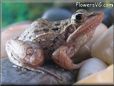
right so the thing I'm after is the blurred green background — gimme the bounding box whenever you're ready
[1,1,114,29]
[2,3,54,28]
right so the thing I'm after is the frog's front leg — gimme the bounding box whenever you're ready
[52,31,94,70]
[52,45,85,70]
[52,12,104,70]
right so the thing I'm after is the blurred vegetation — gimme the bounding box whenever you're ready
[1,1,113,28]
[2,3,53,28]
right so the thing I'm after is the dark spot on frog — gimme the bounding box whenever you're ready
[11,52,14,57]
[42,21,49,26]
[64,25,75,40]
[34,30,39,33]
[52,35,65,50]
[43,28,49,32]
[52,27,59,31]
[52,36,59,44]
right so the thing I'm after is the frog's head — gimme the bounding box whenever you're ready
[67,9,104,43]
[6,39,44,68]
[71,9,104,25]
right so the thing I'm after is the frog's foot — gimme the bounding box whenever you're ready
[52,45,85,70]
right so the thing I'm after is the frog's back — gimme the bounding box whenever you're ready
[18,18,74,55]
[18,19,51,41]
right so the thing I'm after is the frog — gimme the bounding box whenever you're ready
[6,9,104,72]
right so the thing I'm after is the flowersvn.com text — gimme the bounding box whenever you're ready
[76,2,113,8]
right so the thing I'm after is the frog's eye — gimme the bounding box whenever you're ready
[71,13,84,23]
[75,13,83,21]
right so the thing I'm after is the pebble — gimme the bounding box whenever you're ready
[77,57,107,81]
[91,25,113,65]
[1,58,77,85]
[42,8,72,21]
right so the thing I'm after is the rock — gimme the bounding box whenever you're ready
[86,23,108,49]
[75,65,113,84]
[91,25,113,65]
[77,57,107,81]
[1,58,76,85]
[42,8,72,21]
[102,8,114,27]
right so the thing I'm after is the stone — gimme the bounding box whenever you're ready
[77,57,107,81]
[42,8,72,21]
[1,58,77,85]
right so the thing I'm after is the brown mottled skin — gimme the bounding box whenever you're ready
[6,9,104,78]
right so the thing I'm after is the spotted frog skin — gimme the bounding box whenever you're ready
[17,10,86,57]
[6,9,104,71]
